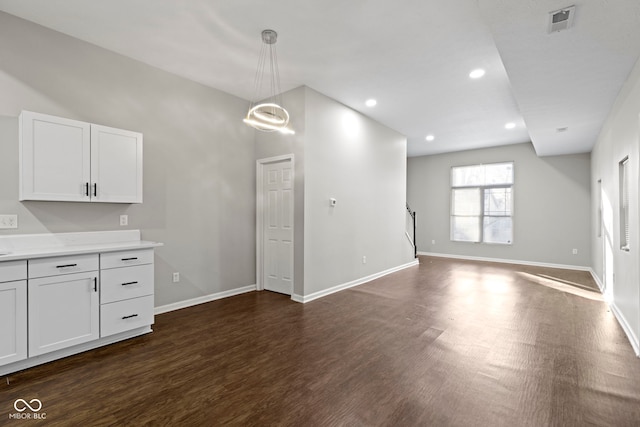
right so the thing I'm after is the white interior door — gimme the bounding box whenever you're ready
[261,159,294,295]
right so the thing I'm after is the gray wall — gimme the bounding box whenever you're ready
[256,86,414,298]
[407,142,591,267]
[0,12,256,308]
[303,88,414,296]
[591,53,640,350]
[0,11,413,307]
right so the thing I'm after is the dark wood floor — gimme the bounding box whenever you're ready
[2,256,640,426]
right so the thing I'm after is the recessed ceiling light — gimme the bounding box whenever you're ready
[469,69,485,79]
[505,122,516,129]
[425,134,435,142]
[365,99,377,107]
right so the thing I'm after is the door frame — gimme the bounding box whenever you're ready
[256,154,295,294]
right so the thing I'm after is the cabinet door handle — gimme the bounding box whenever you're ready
[121,281,138,286]
[85,182,89,196]
[56,264,78,268]
[121,257,138,261]
[122,314,139,320]
[93,183,97,197]
[93,277,98,292]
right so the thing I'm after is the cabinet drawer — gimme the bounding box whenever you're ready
[101,264,154,304]
[101,295,154,337]
[101,249,153,270]
[0,260,27,283]
[29,254,99,279]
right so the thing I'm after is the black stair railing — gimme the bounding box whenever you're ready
[406,203,417,259]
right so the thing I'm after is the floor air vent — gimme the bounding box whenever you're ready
[548,5,575,33]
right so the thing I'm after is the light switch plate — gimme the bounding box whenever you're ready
[0,214,18,229]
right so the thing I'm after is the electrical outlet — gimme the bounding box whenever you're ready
[0,214,18,229]
[172,272,180,283]
[572,248,578,255]
[432,240,436,245]
[120,215,128,226]
[362,256,367,264]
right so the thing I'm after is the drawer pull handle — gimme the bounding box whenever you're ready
[56,264,78,268]
[93,183,97,197]
[121,257,138,261]
[122,314,139,320]
[93,277,98,292]
[85,182,89,196]
[121,281,138,286]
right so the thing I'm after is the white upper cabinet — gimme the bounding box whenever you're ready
[19,111,91,202]
[91,124,143,203]
[19,111,143,203]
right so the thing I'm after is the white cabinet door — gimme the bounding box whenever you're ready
[19,111,91,202]
[28,271,99,357]
[91,124,143,203]
[0,280,27,367]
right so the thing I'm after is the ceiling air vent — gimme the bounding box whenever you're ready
[548,5,575,33]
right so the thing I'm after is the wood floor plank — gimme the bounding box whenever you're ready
[2,256,640,426]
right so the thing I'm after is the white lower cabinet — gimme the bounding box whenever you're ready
[0,272,28,367]
[28,271,100,357]
[100,249,155,338]
[0,231,160,375]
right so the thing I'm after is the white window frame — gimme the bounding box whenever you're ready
[450,162,514,245]
[619,156,630,251]
[597,179,602,238]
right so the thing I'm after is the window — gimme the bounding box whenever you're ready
[451,162,513,244]
[597,179,602,238]
[619,157,630,251]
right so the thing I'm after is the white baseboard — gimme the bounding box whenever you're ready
[418,251,591,271]
[589,268,605,293]
[291,293,305,303]
[293,259,420,304]
[609,302,640,357]
[154,285,257,315]
[588,270,639,357]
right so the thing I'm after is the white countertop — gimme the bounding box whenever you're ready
[0,230,163,262]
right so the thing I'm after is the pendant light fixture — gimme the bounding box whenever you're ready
[243,29,294,135]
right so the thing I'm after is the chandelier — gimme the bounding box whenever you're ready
[243,29,294,134]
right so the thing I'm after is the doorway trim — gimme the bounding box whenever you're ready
[256,154,295,295]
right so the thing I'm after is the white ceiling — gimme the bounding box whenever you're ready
[0,0,639,157]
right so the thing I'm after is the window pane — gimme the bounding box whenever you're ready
[483,217,512,244]
[452,188,481,215]
[452,216,481,242]
[484,187,512,216]
[452,165,483,187]
[484,162,514,185]
[452,162,513,187]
